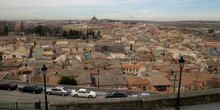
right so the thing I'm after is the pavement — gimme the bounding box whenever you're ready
[158,102,220,110]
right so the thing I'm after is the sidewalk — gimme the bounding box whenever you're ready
[158,102,220,110]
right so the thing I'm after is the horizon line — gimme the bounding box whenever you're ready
[0,19,220,22]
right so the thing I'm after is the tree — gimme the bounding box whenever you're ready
[98,31,100,36]
[3,26,8,36]
[34,26,44,36]
[130,44,133,51]
[102,45,108,52]
[58,77,77,85]
[62,31,68,38]
[20,20,24,32]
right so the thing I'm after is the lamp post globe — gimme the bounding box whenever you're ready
[179,57,185,68]
[41,65,47,75]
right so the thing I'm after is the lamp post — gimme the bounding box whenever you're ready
[41,65,48,110]
[97,69,100,88]
[25,64,28,82]
[175,57,185,110]
[173,73,176,93]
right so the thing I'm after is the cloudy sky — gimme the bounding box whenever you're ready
[0,0,220,21]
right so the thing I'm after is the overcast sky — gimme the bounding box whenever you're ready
[0,0,220,21]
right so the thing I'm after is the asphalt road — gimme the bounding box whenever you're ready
[0,85,109,103]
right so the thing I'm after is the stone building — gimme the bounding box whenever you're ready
[63,24,88,34]
[1,61,23,72]
[88,15,99,25]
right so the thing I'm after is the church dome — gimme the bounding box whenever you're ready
[91,16,98,20]
[88,15,99,25]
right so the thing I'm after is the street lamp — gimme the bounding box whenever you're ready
[25,63,28,82]
[97,69,100,88]
[41,65,48,110]
[173,73,176,93]
[175,57,185,110]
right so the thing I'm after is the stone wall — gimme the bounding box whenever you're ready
[50,88,220,110]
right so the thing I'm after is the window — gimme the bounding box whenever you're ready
[12,55,16,58]
[156,86,166,91]
[79,91,86,93]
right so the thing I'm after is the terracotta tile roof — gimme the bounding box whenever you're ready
[204,40,220,43]
[127,76,149,85]
[95,74,127,86]
[0,73,8,79]
[181,74,195,85]
[121,64,145,69]
[182,72,212,85]
[75,71,91,84]
[146,76,172,86]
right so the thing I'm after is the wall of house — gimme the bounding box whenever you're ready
[184,84,195,91]
[33,48,43,59]
[0,44,14,52]
[130,84,150,91]
[2,65,22,72]
[100,84,127,89]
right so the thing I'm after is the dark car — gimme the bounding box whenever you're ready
[0,82,17,90]
[105,91,128,98]
[19,84,43,94]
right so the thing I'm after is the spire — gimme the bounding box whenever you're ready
[91,14,97,20]
[20,20,24,32]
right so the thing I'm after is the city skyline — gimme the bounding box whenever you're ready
[0,0,220,21]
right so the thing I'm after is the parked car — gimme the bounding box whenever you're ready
[71,88,96,98]
[0,82,17,90]
[19,84,43,94]
[105,91,128,98]
[46,86,70,96]
[132,93,150,97]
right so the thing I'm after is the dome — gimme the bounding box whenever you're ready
[91,15,98,20]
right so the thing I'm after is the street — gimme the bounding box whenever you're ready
[0,85,108,103]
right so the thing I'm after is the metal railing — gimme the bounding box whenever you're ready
[0,100,49,110]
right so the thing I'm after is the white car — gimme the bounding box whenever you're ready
[71,89,96,98]
[132,93,150,97]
